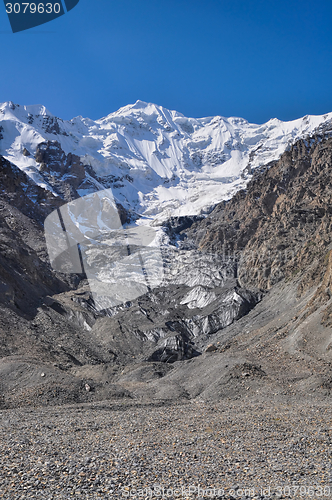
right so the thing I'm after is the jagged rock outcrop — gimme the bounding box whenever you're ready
[35,141,88,201]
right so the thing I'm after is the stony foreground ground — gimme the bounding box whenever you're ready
[0,397,331,499]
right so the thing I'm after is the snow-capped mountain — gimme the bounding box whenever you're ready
[1,99,332,222]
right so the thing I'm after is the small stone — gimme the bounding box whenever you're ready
[205,344,218,353]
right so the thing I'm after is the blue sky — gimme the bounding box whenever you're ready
[1,0,332,123]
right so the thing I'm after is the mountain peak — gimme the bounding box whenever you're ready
[132,99,151,109]
[0,101,53,118]
[99,100,170,123]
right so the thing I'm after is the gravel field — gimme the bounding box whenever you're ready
[0,397,331,499]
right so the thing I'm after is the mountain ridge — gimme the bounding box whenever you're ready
[2,100,332,221]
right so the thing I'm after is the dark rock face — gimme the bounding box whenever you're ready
[35,141,86,201]
[22,148,31,157]
[162,215,204,246]
[0,155,63,222]
[185,137,332,294]
[41,115,68,136]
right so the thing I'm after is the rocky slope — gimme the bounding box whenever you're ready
[186,135,332,294]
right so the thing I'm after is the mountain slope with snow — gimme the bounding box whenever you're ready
[1,99,332,221]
